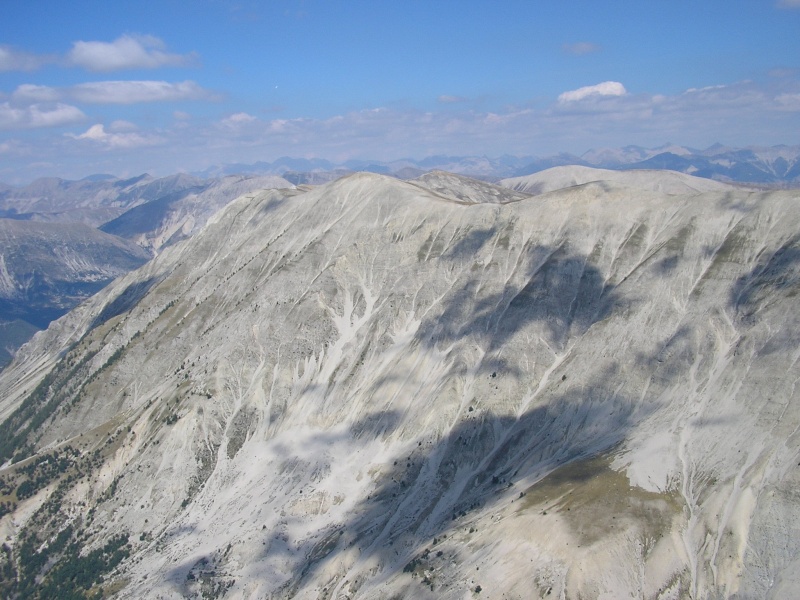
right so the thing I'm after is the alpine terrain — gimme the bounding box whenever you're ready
[0,169,799,599]
[0,174,293,367]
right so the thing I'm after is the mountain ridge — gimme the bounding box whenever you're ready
[500,165,740,196]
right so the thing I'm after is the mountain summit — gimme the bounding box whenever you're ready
[1,172,799,598]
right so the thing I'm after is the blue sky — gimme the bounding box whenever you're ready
[1,0,799,183]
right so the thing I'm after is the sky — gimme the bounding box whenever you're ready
[1,0,799,183]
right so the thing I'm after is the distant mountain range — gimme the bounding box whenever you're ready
[189,144,800,185]
[0,172,204,227]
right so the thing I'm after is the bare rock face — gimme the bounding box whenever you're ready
[1,172,799,599]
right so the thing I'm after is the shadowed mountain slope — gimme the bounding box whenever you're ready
[99,174,293,252]
[0,172,799,599]
[0,173,205,226]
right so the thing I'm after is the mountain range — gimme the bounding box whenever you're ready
[190,144,800,186]
[1,169,798,598]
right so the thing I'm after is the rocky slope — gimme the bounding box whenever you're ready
[0,172,799,599]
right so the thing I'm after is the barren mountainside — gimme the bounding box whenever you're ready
[500,166,738,196]
[0,172,799,599]
[0,219,151,367]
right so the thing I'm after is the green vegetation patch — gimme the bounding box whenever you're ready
[518,454,680,546]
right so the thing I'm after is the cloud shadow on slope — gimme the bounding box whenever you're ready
[729,235,800,313]
[277,367,654,598]
[159,244,650,597]
[160,377,650,598]
[442,227,496,261]
[727,235,800,357]
[417,244,620,373]
[360,243,621,395]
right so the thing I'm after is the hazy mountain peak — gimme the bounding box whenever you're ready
[501,164,736,196]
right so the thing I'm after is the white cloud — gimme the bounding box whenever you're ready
[777,0,800,7]
[0,102,85,130]
[69,80,213,104]
[12,84,60,103]
[558,81,627,103]
[67,34,196,72]
[562,42,601,56]
[220,112,258,127]
[1,35,195,74]
[684,84,727,94]
[68,123,164,149]
[72,124,107,141]
[0,46,50,71]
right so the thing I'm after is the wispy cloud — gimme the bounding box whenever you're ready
[69,80,214,104]
[12,84,61,103]
[558,81,627,103]
[220,112,259,127]
[9,81,215,107]
[562,42,601,56]
[0,102,85,130]
[768,68,797,78]
[777,0,800,8]
[0,46,52,72]
[67,34,197,72]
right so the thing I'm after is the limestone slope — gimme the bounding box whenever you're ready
[100,174,293,252]
[0,173,799,599]
[501,165,737,196]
